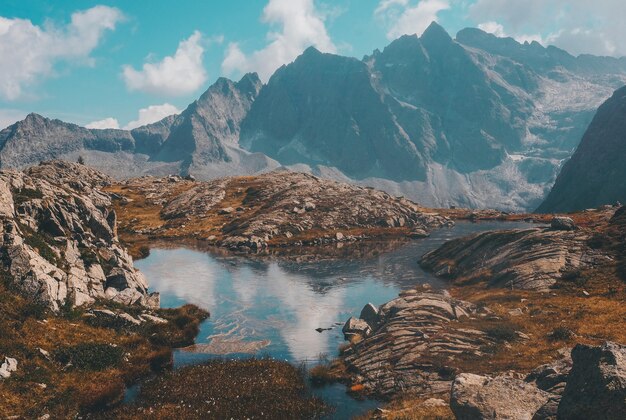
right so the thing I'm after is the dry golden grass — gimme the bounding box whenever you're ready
[354,396,454,420]
[0,274,208,419]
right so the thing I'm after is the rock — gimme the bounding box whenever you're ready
[408,228,430,238]
[342,317,371,341]
[0,357,18,379]
[557,341,626,419]
[359,303,380,329]
[421,227,598,291]
[341,289,495,397]
[451,373,551,420]
[550,217,577,231]
[184,174,196,181]
[123,171,452,253]
[0,162,154,312]
[140,313,168,324]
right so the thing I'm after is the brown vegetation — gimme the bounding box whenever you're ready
[108,358,330,419]
[0,273,208,419]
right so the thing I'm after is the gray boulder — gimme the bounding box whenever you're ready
[359,303,380,329]
[342,317,371,341]
[451,373,551,420]
[557,341,626,419]
[550,217,577,231]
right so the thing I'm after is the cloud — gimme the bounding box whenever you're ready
[85,117,120,129]
[122,31,207,96]
[375,0,450,40]
[469,0,626,56]
[221,0,337,81]
[477,21,544,45]
[123,103,180,130]
[0,6,123,101]
[0,109,28,130]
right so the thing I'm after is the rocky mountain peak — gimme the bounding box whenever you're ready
[236,72,263,98]
[420,21,453,47]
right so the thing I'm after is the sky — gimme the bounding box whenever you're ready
[1,0,625,130]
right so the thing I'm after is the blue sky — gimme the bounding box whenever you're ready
[1,0,624,129]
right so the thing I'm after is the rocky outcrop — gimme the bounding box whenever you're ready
[420,227,598,291]
[114,171,452,252]
[340,288,494,397]
[557,341,626,419]
[538,86,626,213]
[0,161,157,311]
[450,373,551,420]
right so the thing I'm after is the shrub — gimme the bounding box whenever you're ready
[548,327,574,341]
[13,188,43,205]
[53,343,124,371]
[485,325,518,343]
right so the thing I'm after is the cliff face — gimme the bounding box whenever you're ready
[0,161,158,311]
[538,86,626,213]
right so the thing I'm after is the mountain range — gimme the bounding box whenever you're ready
[2,22,625,211]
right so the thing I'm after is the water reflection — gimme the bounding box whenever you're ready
[135,221,535,362]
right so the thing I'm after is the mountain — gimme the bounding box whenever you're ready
[2,23,626,211]
[537,86,626,213]
[240,22,626,210]
[0,73,279,178]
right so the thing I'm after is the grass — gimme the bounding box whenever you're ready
[0,273,209,419]
[109,358,330,419]
[53,343,124,371]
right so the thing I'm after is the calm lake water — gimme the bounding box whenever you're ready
[134,221,535,419]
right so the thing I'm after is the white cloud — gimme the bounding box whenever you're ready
[85,117,120,129]
[123,103,180,130]
[0,6,123,100]
[470,0,626,56]
[221,0,337,81]
[375,0,450,40]
[477,21,544,45]
[122,31,207,96]
[478,21,506,38]
[0,109,28,130]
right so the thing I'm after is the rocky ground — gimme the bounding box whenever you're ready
[107,170,452,255]
[0,161,324,419]
[328,207,626,419]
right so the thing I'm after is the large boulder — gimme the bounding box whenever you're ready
[550,217,577,231]
[557,342,626,419]
[359,303,380,329]
[451,373,551,420]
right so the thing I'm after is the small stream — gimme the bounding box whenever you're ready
[133,221,536,419]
